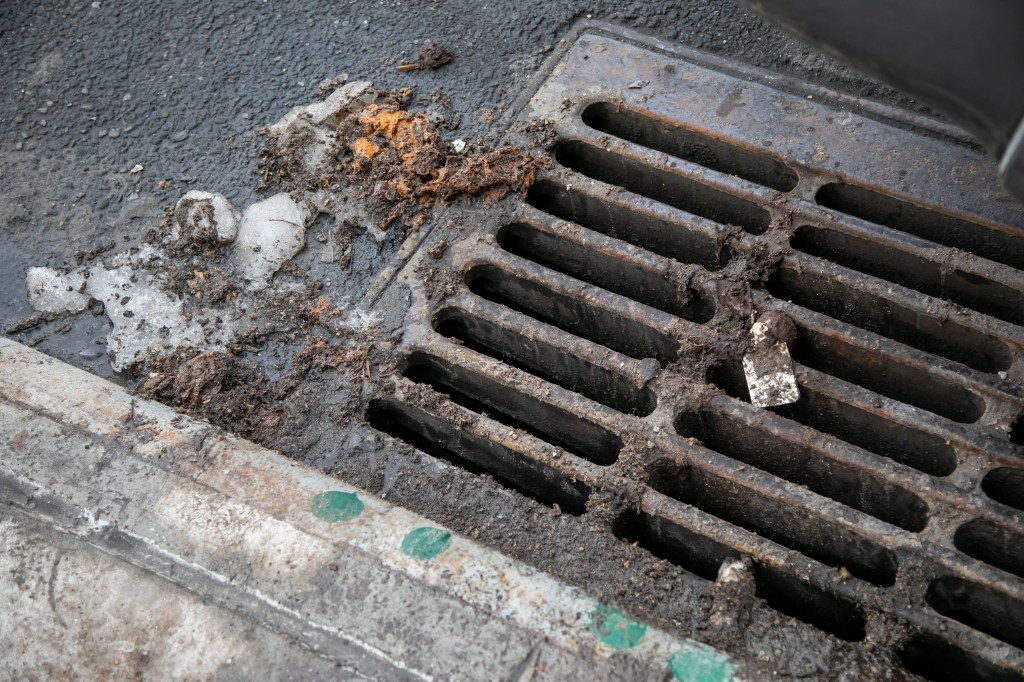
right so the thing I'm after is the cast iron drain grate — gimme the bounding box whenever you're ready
[371,27,1024,680]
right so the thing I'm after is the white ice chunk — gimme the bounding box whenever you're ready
[25,267,89,313]
[172,191,239,244]
[267,80,373,132]
[86,265,213,371]
[233,193,312,289]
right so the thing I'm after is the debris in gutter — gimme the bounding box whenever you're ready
[742,310,800,408]
[396,40,454,72]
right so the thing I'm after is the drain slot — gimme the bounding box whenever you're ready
[816,182,1024,270]
[788,324,986,423]
[926,576,1024,651]
[899,634,1022,682]
[613,510,867,640]
[771,385,957,477]
[708,362,958,477]
[434,306,656,416]
[581,102,799,192]
[954,518,1024,581]
[791,226,1024,327]
[649,458,900,585]
[769,263,1014,373]
[465,263,679,364]
[497,222,715,323]
[554,140,771,234]
[982,468,1024,512]
[403,352,621,465]
[367,398,590,514]
[526,178,723,269]
[674,409,928,532]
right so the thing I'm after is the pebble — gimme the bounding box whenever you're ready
[130,164,144,173]
[171,130,189,142]
[79,349,103,359]
[452,139,466,153]
[108,128,120,138]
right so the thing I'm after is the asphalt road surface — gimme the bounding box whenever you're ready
[0,0,918,378]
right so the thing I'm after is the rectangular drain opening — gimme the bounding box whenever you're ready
[497,221,716,323]
[787,324,986,423]
[581,102,799,192]
[526,178,724,269]
[613,510,867,641]
[554,140,771,234]
[982,467,1024,512]
[402,351,622,466]
[768,264,1014,373]
[707,362,958,477]
[648,458,901,585]
[791,225,1024,327]
[465,262,680,364]
[899,633,1022,682]
[816,182,1024,270]
[926,576,1024,652]
[954,518,1024,581]
[434,306,657,416]
[673,409,929,532]
[367,398,590,515]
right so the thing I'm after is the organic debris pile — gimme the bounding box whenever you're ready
[259,83,544,229]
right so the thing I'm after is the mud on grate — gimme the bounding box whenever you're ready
[368,26,1024,680]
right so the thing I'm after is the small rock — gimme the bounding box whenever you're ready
[171,130,189,142]
[130,164,143,174]
[452,139,466,153]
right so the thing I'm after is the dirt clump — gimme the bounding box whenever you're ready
[141,350,285,441]
[259,86,545,231]
[397,40,454,72]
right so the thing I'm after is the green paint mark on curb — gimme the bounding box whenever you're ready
[587,604,647,648]
[401,527,452,560]
[311,491,364,523]
[668,647,736,682]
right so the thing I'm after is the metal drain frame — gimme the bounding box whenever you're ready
[373,25,1024,680]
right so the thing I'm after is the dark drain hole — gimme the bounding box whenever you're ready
[402,352,621,466]
[981,468,1024,513]
[789,324,986,424]
[581,102,800,192]
[954,518,1024,581]
[926,576,1024,651]
[434,306,657,416]
[497,222,715,323]
[768,263,1014,374]
[899,633,1023,682]
[613,511,867,640]
[465,262,680,365]
[554,140,771,235]
[708,362,958,477]
[526,178,723,270]
[674,409,928,534]
[367,398,590,515]
[792,225,1024,327]
[648,459,900,586]
[816,182,1024,271]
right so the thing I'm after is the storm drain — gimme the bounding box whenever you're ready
[371,28,1024,680]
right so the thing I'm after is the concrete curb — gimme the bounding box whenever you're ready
[0,338,736,681]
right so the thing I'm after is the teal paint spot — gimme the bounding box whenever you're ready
[401,527,452,560]
[668,646,736,682]
[587,604,647,648]
[311,491,364,523]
